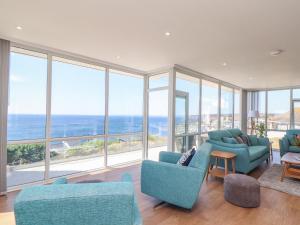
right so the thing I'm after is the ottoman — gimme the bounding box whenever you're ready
[224,174,260,208]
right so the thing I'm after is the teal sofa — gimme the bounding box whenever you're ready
[14,174,142,225]
[279,129,300,156]
[206,128,270,174]
[141,143,212,209]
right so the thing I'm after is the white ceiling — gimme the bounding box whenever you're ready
[0,0,300,89]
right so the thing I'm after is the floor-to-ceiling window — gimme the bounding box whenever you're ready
[234,90,241,128]
[7,48,47,186]
[267,90,290,149]
[175,72,200,152]
[220,86,233,129]
[50,57,105,178]
[7,47,145,188]
[201,80,219,137]
[108,70,143,166]
[148,73,169,160]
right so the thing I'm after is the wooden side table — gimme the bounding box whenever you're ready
[206,150,237,180]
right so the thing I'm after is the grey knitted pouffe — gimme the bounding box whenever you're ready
[224,174,260,208]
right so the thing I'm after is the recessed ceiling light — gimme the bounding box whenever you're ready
[165,32,171,36]
[222,62,227,66]
[16,26,22,30]
[270,49,284,56]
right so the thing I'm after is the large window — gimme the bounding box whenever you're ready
[220,86,233,129]
[6,48,145,188]
[108,70,143,164]
[7,49,47,186]
[148,73,169,161]
[201,80,219,134]
[234,90,241,128]
[8,49,47,141]
[51,57,105,137]
[267,90,290,148]
[175,73,200,152]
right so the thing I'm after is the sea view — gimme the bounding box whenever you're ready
[7,114,168,141]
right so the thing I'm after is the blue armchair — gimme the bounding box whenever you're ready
[14,174,142,225]
[141,143,212,209]
[279,129,300,156]
[206,128,270,174]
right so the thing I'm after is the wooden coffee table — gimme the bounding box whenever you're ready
[281,152,300,181]
[206,150,236,180]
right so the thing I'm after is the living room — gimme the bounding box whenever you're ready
[0,1,300,225]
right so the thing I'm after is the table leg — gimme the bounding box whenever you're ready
[232,158,236,174]
[225,158,228,175]
[281,163,287,182]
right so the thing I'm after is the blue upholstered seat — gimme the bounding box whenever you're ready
[141,143,212,209]
[14,174,142,225]
[206,128,270,173]
[280,130,300,156]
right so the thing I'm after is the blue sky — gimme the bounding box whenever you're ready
[9,52,143,116]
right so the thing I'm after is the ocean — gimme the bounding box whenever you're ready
[7,114,169,141]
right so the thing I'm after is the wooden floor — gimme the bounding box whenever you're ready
[1,151,300,225]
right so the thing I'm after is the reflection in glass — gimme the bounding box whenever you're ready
[149,73,169,89]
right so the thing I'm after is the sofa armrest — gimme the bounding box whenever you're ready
[257,137,270,147]
[279,137,289,157]
[141,160,204,196]
[159,151,182,164]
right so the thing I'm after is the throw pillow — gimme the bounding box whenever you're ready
[177,147,196,166]
[240,134,250,146]
[234,136,244,144]
[287,134,298,146]
[222,137,239,144]
[248,135,258,146]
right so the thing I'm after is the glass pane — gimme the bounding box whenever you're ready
[234,90,241,128]
[109,70,143,134]
[247,91,266,132]
[51,57,105,138]
[148,90,168,161]
[107,135,142,166]
[268,131,285,149]
[8,50,47,140]
[201,80,219,133]
[175,134,199,153]
[267,90,290,131]
[293,89,300,99]
[293,101,300,129]
[149,73,169,89]
[175,97,187,135]
[176,73,200,133]
[50,138,104,178]
[7,143,45,187]
[221,86,233,129]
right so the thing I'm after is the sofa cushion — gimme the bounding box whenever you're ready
[248,146,267,162]
[286,129,300,136]
[227,129,243,137]
[289,146,300,153]
[208,130,232,141]
[240,135,250,146]
[222,137,239,144]
[248,135,258,146]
